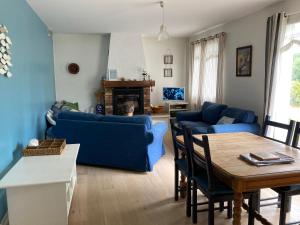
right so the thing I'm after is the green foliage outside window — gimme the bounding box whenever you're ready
[291,54,300,106]
[291,81,300,106]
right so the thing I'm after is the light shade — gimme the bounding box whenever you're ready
[158,25,169,41]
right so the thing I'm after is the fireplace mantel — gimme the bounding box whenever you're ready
[102,80,155,88]
[102,80,154,115]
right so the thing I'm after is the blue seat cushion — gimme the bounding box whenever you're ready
[175,159,188,176]
[102,115,152,130]
[179,121,210,134]
[58,111,104,122]
[201,102,227,125]
[220,107,256,124]
[193,172,233,196]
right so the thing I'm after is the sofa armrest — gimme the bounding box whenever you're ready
[208,123,261,135]
[151,122,168,138]
[146,122,168,171]
[176,111,202,122]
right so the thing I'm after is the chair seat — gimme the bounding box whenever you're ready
[175,158,188,176]
[193,172,233,196]
[273,184,300,194]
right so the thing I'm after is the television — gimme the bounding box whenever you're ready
[163,87,185,101]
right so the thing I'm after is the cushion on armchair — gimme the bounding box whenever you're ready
[201,102,227,124]
[217,116,235,124]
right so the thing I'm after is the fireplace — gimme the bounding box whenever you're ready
[101,80,155,115]
[113,88,144,115]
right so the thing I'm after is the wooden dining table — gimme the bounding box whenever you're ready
[176,132,300,225]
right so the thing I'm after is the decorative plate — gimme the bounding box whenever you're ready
[68,63,80,74]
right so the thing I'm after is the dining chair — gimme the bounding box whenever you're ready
[170,119,226,216]
[272,121,300,225]
[258,115,296,211]
[183,127,258,225]
[170,118,192,217]
[262,115,295,145]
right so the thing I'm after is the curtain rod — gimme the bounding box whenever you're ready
[191,32,226,44]
[286,10,300,17]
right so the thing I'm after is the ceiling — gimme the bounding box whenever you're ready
[27,0,283,37]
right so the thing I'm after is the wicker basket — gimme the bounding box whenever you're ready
[23,139,66,157]
[151,106,165,114]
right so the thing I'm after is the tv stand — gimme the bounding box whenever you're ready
[166,102,189,119]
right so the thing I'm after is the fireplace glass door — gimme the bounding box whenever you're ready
[112,88,144,115]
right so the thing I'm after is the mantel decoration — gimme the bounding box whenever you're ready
[142,69,151,81]
[0,25,13,78]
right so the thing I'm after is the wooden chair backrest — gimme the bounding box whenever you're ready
[170,119,186,160]
[183,127,216,192]
[262,115,295,145]
[292,122,300,149]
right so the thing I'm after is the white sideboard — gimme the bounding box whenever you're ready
[0,144,80,225]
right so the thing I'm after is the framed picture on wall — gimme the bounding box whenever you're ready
[164,55,173,64]
[236,45,252,77]
[164,68,173,77]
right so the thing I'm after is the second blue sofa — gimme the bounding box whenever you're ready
[176,102,260,134]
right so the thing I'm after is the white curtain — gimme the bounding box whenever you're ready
[189,33,225,110]
[190,42,201,110]
[201,39,219,103]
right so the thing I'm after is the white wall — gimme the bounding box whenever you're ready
[142,37,188,105]
[190,0,300,121]
[108,33,145,80]
[53,33,187,111]
[53,33,109,112]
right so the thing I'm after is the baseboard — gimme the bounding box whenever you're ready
[0,213,8,225]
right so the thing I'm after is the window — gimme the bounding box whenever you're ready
[286,23,300,122]
[269,21,300,141]
[190,37,222,109]
[278,22,300,121]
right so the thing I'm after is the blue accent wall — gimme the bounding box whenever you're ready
[0,0,55,220]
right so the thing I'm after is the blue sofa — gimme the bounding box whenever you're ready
[176,102,260,134]
[47,111,168,172]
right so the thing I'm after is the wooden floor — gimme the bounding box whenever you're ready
[69,134,300,225]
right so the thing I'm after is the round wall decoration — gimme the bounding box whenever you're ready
[68,63,80,75]
[0,25,13,78]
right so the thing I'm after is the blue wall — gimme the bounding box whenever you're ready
[0,0,55,220]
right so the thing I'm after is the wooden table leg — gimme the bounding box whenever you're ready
[179,173,187,198]
[233,192,243,225]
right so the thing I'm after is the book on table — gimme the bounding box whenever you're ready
[249,152,280,161]
[240,152,294,166]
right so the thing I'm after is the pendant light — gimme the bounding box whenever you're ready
[158,1,170,41]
